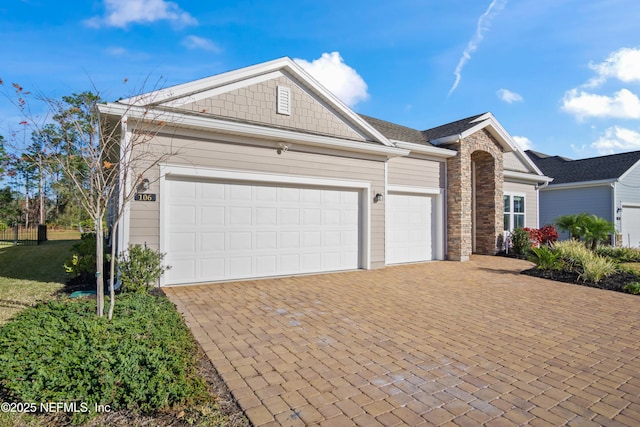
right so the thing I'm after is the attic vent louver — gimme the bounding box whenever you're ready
[277,86,291,116]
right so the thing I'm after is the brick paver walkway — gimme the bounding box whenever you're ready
[164,256,640,426]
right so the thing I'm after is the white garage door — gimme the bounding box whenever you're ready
[386,193,433,264]
[621,205,640,248]
[163,179,360,285]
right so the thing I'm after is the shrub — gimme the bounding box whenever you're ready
[0,293,209,423]
[118,244,170,293]
[555,213,615,250]
[554,239,617,283]
[539,225,559,246]
[553,239,593,270]
[624,282,640,295]
[510,227,531,256]
[595,246,640,263]
[528,246,563,270]
[63,233,99,282]
[579,255,618,283]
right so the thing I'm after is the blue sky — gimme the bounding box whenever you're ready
[1,0,640,159]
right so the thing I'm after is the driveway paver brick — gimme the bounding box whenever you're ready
[165,256,640,426]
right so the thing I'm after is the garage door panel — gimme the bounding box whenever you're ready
[622,205,640,248]
[164,179,360,284]
[387,193,434,264]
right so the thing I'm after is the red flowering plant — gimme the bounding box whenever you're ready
[523,225,559,248]
[539,225,559,246]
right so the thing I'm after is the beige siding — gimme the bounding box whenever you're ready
[128,131,386,268]
[503,151,531,173]
[504,180,539,228]
[179,75,366,142]
[387,157,444,188]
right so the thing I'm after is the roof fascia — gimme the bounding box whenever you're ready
[465,113,546,176]
[98,102,408,159]
[618,158,640,182]
[504,170,553,184]
[542,178,617,190]
[393,140,457,158]
[118,57,394,148]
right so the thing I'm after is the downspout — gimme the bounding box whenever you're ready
[612,181,618,246]
[535,180,549,228]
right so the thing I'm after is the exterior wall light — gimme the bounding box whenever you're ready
[137,178,150,192]
[374,193,384,203]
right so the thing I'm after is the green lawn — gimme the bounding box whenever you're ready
[0,231,80,325]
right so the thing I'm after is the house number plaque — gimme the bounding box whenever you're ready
[134,193,156,202]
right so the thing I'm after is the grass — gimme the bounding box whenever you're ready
[0,230,80,325]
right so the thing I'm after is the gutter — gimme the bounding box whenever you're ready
[541,178,618,190]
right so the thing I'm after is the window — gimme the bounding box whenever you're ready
[504,194,525,231]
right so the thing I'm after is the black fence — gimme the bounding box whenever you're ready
[0,224,48,246]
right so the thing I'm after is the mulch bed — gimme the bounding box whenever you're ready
[521,266,638,294]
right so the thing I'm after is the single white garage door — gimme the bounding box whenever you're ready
[621,205,640,248]
[163,178,360,285]
[386,193,433,264]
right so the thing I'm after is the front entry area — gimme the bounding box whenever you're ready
[163,178,361,285]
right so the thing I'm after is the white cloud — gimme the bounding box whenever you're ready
[105,46,127,56]
[591,126,640,154]
[562,88,640,120]
[294,52,369,108]
[182,36,221,53]
[497,88,523,104]
[512,135,533,151]
[587,47,640,87]
[85,0,197,28]
[448,0,508,96]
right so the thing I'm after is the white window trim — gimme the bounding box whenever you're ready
[504,192,527,231]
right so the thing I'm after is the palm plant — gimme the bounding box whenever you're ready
[554,213,589,240]
[582,214,615,250]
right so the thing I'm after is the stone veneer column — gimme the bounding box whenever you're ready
[446,129,504,260]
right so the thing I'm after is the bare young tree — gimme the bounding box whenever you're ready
[2,80,178,318]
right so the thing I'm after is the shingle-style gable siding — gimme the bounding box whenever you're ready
[179,75,367,141]
[503,151,531,173]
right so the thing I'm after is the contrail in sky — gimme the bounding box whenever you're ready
[448,0,508,96]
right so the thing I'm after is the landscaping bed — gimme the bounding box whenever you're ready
[0,292,249,426]
[522,267,638,294]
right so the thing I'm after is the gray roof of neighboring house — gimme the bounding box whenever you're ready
[526,149,640,185]
[359,113,487,145]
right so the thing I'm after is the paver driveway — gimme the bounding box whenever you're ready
[165,256,640,426]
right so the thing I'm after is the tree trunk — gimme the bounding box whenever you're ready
[108,222,118,320]
[95,220,104,317]
[38,155,45,225]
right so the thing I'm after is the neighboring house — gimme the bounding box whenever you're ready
[526,150,640,247]
[98,57,549,286]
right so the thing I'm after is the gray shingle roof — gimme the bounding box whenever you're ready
[359,114,431,145]
[526,150,640,185]
[360,113,488,146]
[421,113,486,141]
